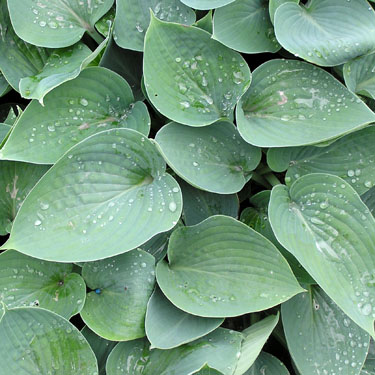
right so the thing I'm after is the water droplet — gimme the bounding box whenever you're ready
[34,220,42,226]
[79,98,88,106]
[168,202,177,212]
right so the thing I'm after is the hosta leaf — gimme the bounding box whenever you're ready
[7,0,114,48]
[269,173,375,337]
[145,286,224,349]
[282,285,370,375]
[267,126,375,195]
[234,314,279,375]
[268,0,298,24]
[236,59,375,147]
[0,72,10,97]
[0,123,11,143]
[81,250,155,341]
[106,328,243,375]
[195,366,224,375]
[95,6,115,36]
[240,191,314,285]
[0,161,49,235]
[144,16,251,126]
[81,326,117,375]
[0,250,86,319]
[0,67,150,164]
[179,0,235,10]
[362,187,375,216]
[155,121,261,194]
[0,0,50,90]
[100,36,144,101]
[156,215,303,318]
[246,352,290,375]
[213,0,280,54]
[19,38,108,104]
[195,10,213,33]
[2,128,183,262]
[344,53,375,100]
[274,0,375,67]
[179,179,238,226]
[0,307,98,375]
[114,0,195,52]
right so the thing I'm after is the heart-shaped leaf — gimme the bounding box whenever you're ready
[0,307,98,375]
[0,0,50,90]
[0,161,49,235]
[269,173,375,337]
[2,128,183,262]
[267,126,375,195]
[246,352,290,375]
[236,59,375,147]
[213,0,280,54]
[156,215,303,318]
[234,314,279,375]
[179,178,238,226]
[282,285,370,375]
[81,249,155,341]
[155,121,261,194]
[344,53,375,100]
[20,37,108,104]
[0,67,150,164]
[114,0,195,52]
[8,0,114,48]
[179,0,235,10]
[144,15,251,126]
[106,328,243,375]
[81,326,117,375]
[0,250,86,318]
[274,0,375,66]
[145,286,224,349]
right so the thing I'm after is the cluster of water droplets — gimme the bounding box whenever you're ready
[246,60,364,125]
[173,51,247,118]
[31,0,106,31]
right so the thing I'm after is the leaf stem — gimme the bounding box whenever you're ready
[263,172,281,187]
[251,172,271,189]
[86,28,104,44]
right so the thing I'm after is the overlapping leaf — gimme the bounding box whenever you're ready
[237,59,375,147]
[0,161,49,234]
[155,121,261,194]
[213,0,280,54]
[0,250,86,318]
[269,173,375,337]
[0,307,98,374]
[282,285,370,375]
[144,16,251,126]
[344,53,375,100]
[246,352,290,375]
[1,128,182,262]
[179,178,238,226]
[156,215,303,317]
[179,0,235,10]
[145,286,224,349]
[81,250,155,341]
[106,329,243,375]
[274,0,375,66]
[0,67,150,164]
[8,0,114,48]
[267,126,375,195]
[114,0,195,52]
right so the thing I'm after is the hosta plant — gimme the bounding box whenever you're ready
[1,0,375,374]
